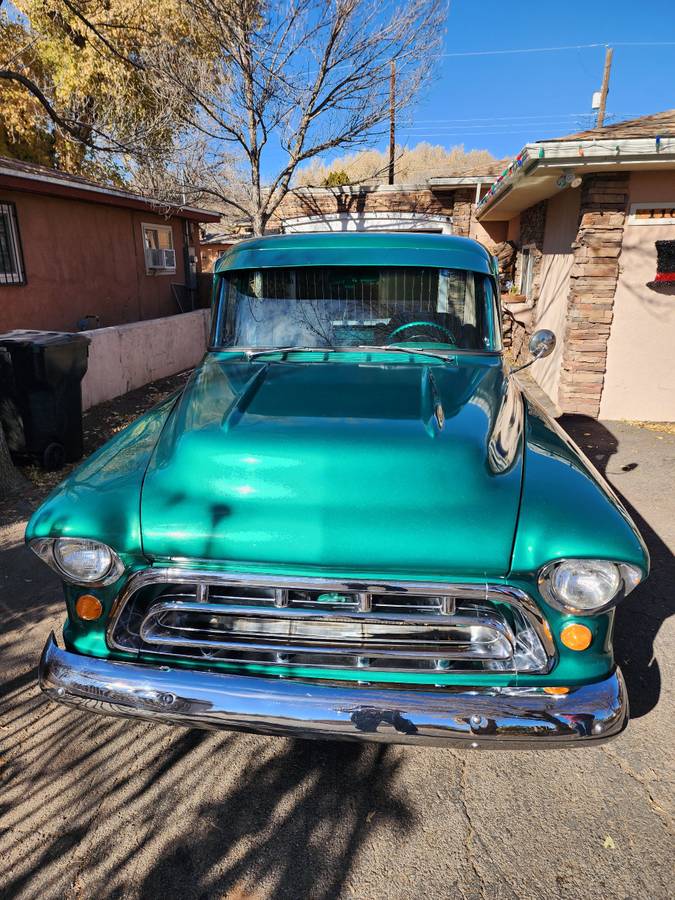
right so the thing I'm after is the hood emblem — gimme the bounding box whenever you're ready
[434,402,445,430]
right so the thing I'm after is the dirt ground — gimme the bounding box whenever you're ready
[1,375,673,900]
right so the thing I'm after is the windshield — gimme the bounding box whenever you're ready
[212,266,500,352]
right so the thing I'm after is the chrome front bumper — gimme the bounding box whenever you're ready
[39,633,628,748]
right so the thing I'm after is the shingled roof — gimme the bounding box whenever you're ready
[545,109,675,142]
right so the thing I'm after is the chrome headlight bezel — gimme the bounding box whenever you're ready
[538,558,643,615]
[29,537,125,586]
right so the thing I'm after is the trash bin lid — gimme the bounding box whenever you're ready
[0,329,90,347]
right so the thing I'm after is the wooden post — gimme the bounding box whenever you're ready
[388,59,396,185]
[596,46,613,128]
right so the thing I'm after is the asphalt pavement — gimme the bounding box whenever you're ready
[1,414,673,900]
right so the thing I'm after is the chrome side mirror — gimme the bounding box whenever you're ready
[528,329,556,360]
[510,329,556,376]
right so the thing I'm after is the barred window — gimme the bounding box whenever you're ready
[0,202,25,285]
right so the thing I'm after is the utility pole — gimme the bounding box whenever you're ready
[596,46,613,128]
[388,59,396,185]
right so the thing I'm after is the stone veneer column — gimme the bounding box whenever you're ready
[450,188,475,237]
[558,174,629,417]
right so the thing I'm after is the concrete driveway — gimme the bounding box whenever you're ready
[1,414,673,900]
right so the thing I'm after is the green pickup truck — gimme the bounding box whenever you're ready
[29,232,648,747]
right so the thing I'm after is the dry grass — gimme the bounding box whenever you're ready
[625,420,675,435]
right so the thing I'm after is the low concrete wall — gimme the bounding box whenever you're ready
[81,309,210,410]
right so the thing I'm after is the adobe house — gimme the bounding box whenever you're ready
[476,110,675,422]
[0,157,220,333]
[271,175,497,237]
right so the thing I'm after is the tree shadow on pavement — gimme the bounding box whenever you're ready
[138,739,409,900]
[561,415,674,719]
[1,682,412,900]
[0,538,412,899]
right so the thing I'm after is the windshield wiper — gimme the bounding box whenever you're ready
[355,345,454,364]
[241,345,453,364]
[243,346,336,360]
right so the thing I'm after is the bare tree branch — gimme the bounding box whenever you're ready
[4,0,447,231]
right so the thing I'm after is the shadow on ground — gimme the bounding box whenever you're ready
[0,523,413,898]
[1,410,673,899]
[561,415,674,719]
[1,684,411,899]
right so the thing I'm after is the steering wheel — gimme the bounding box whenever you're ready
[386,321,456,345]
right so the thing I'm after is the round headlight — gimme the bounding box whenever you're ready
[540,559,643,614]
[53,538,114,583]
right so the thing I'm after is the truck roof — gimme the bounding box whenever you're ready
[214,231,494,275]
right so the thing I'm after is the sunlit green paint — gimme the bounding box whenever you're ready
[214,232,495,276]
[26,233,649,689]
[511,403,649,574]
[140,353,524,576]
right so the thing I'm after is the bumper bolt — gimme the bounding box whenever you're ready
[158,692,176,707]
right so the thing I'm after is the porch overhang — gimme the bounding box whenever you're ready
[476,136,675,221]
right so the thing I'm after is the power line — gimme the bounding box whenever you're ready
[613,41,675,47]
[438,42,606,58]
[410,113,636,124]
[414,114,594,122]
[436,40,675,59]
[403,122,599,133]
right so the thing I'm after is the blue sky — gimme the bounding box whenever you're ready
[319,0,675,168]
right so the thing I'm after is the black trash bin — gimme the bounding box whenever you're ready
[0,330,90,470]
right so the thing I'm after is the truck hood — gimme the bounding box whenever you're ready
[140,353,524,577]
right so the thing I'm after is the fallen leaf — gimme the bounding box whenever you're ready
[366,810,376,823]
[603,835,615,849]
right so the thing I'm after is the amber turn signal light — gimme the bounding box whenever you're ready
[560,623,592,651]
[75,594,103,621]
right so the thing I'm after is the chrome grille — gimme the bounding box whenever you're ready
[108,570,553,675]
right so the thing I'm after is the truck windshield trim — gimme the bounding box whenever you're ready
[211,266,502,353]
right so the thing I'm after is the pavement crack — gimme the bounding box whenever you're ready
[451,752,485,899]
[601,746,674,835]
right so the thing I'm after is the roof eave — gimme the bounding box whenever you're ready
[0,165,221,222]
[476,136,675,220]
[292,176,495,196]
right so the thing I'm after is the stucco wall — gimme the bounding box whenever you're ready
[470,217,506,249]
[600,171,675,421]
[0,188,192,333]
[531,187,581,402]
[80,309,210,409]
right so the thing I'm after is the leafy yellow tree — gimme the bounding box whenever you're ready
[0,16,56,165]
[0,1,217,179]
